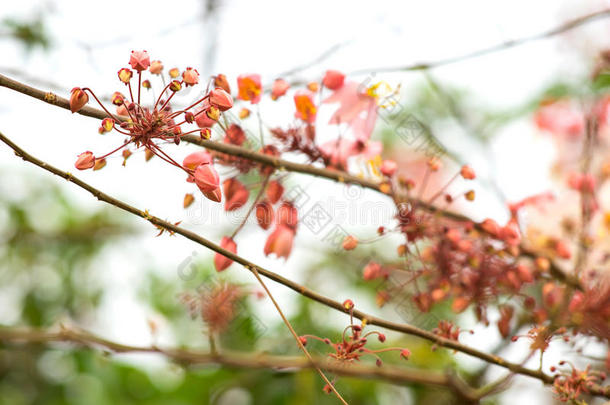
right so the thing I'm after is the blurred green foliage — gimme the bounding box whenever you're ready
[1,16,51,51]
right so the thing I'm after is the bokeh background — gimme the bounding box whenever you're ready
[2,0,610,404]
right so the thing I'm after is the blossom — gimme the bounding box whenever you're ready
[271,78,290,100]
[223,178,249,211]
[129,50,151,71]
[264,225,295,259]
[215,237,237,271]
[363,261,383,280]
[182,67,200,86]
[323,81,378,141]
[534,99,584,138]
[322,70,345,90]
[237,74,262,104]
[294,90,317,123]
[209,88,233,111]
[69,87,88,113]
[75,151,95,170]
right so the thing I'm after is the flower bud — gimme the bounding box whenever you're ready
[75,151,95,170]
[101,118,114,133]
[194,163,220,193]
[206,106,220,121]
[142,79,151,89]
[202,187,222,203]
[169,67,180,78]
[184,111,195,123]
[182,67,199,86]
[223,178,249,211]
[239,108,250,119]
[214,73,231,93]
[214,237,236,271]
[277,201,298,230]
[200,128,211,139]
[380,159,397,177]
[400,349,411,360]
[209,88,234,111]
[307,82,319,92]
[144,149,154,162]
[195,107,216,128]
[255,200,274,230]
[183,193,195,208]
[69,87,89,113]
[322,70,345,90]
[169,80,182,92]
[264,225,295,259]
[342,235,358,250]
[460,165,476,180]
[118,68,133,84]
[93,158,106,171]
[111,92,125,106]
[149,60,163,75]
[129,50,150,71]
[342,299,354,310]
[224,124,245,146]
[363,261,382,280]
[266,180,284,204]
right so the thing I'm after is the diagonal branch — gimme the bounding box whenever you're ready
[3,130,608,399]
[0,325,478,397]
[350,8,610,74]
[0,73,582,290]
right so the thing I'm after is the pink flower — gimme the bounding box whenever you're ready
[75,151,95,170]
[237,74,262,104]
[182,67,200,86]
[194,163,220,193]
[294,90,317,123]
[256,200,274,230]
[264,225,295,259]
[69,87,88,113]
[319,138,358,169]
[534,99,584,138]
[209,88,233,111]
[129,50,150,72]
[322,70,345,90]
[271,78,290,100]
[215,237,237,271]
[223,178,249,211]
[323,81,378,141]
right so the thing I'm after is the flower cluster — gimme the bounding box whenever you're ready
[551,362,606,403]
[70,50,233,204]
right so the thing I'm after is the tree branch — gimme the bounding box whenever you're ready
[0,73,582,290]
[3,130,608,399]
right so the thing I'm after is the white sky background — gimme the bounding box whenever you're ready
[2,0,610,404]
